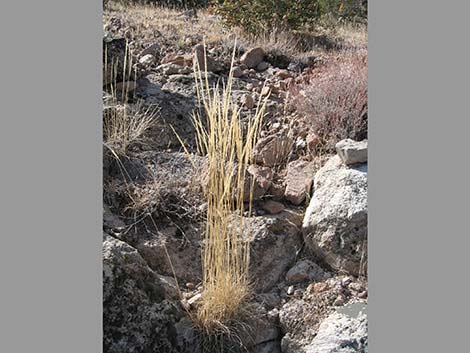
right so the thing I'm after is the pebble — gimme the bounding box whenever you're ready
[348,282,364,292]
[358,290,368,299]
[341,277,353,287]
[333,295,346,306]
[257,61,269,71]
[232,66,243,78]
[185,282,195,290]
[241,93,255,109]
[287,285,294,295]
[276,69,292,79]
[261,86,271,96]
[188,293,202,307]
[314,282,329,293]
[139,54,155,65]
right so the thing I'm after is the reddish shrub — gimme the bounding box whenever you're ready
[290,49,368,153]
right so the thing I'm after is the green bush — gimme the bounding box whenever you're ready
[215,0,367,34]
[109,0,211,9]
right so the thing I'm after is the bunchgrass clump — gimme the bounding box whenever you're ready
[177,44,268,340]
[103,40,158,156]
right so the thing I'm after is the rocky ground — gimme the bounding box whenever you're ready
[103,3,368,353]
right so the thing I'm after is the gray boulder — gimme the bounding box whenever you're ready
[335,139,368,165]
[193,44,220,72]
[103,234,179,353]
[253,131,294,167]
[285,259,328,284]
[303,311,367,353]
[244,211,303,292]
[241,47,265,69]
[284,159,315,205]
[302,155,367,275]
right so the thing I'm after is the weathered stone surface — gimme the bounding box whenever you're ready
[285,259,328,284]
[244,211,303,292]
[247,305,280,346]
[261,200,286,215]
[279,299,317,353]
[141,42,161,57]
[251,341,281,353]
[161,53,193,67]
[244,165,273,200]
[241,93,255,109]
[284,160,315,205]
[257,61,269,71]
[303,311,367,353]
[133,225,202,284]
[157,274,180,300]
[232,66,243,77]
[302,155,367,275]
[276,69,292,79]
[253,132,294,167]
[103,234,179,353]
[193,44,219,72]
[335,139,368,165]
[157,63,192,75]
[139,53,155,65]
[241,47,265,68]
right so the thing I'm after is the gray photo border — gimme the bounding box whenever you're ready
[0,1,102,352]
[369,0,470,352]
[1,0,469,352]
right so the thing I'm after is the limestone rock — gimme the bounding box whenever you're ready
[161,53,193,67]
[303,311,368,353]
[286,259,328,284]
[232,66,243,77]
[253,132,294,167]
[284,160,315,205]
[193,44,219,72]
[302,155,367,275]
[139,53,155,65]
[241,47,265,69]
[244,212,303,292]
[241,93,255,109]
[157,63,192,75]
[335,139,368,165]
[244,165,273,200]
[257,61,269,71]
[103,234,179,353]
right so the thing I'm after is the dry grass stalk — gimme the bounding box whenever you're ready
[178,44,268,335]
[103,41,158,155]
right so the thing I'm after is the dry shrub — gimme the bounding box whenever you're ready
[290,48,367,152]
[176,45,268,338]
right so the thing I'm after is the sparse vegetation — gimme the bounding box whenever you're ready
[215,0,367,35]
[103,2,368,352]
[290,48,368,153]
[103,41,159,155]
